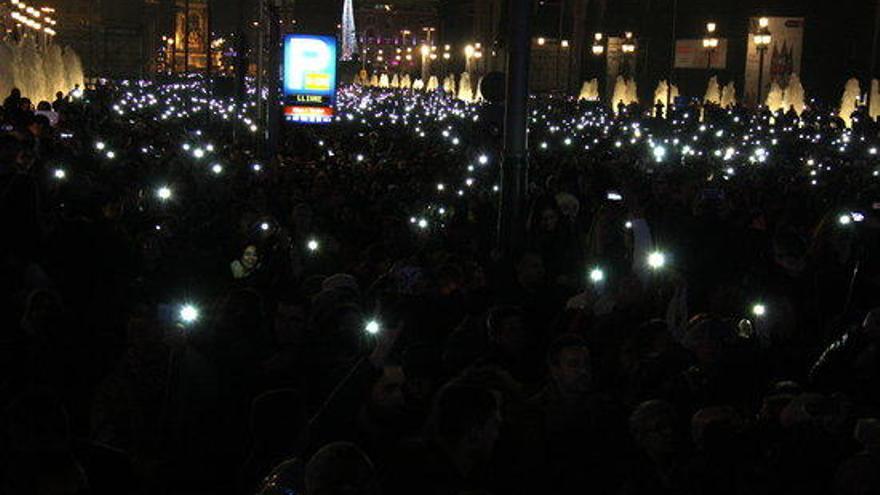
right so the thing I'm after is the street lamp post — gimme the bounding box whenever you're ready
[702,22,719,70]
[667,0,679,118]
[592,32,606,99]
[465,44,475,76]
[753,17,772,107]
[621,32,636,79]
[420,44,431,82]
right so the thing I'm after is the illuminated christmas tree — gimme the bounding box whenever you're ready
[341,0,358,61]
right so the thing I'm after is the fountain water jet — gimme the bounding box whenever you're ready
[785,74,806,115]
[721,82,737,108]
[578,79,599,101]
[0,37,84,104]
[458,72,473,102]
[426,76,439,92]
[871,80,880,120]
[840,78,862,128]
[765,81,785,112]
[653,80,679,108]
[704,76,721,105]
[442,74,455,94]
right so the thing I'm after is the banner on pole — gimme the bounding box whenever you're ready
[744,17,804,105]
[674,39,728,69]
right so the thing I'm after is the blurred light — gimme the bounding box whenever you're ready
[365,320,381,334]
[752,303,766,317]
[647,251,666,269]
[179,304,200,324]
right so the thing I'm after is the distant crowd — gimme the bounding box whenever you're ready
[2,81,880,495]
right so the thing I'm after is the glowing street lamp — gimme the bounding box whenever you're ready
[592,32,605,56]
[753,17,772,106]
[702,22,719,69]
[621,32,636,78]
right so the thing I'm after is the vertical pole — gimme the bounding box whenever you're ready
[556,0,565,92]
[256,0,266,127]
[184,0,190,74]
[666,0,677,114]
[757,48,765,107]
[497,0,531,258]
[266,1,280,160]
[206,0,213,79]
[868,0,880,118]
[234,0,247,144]
[206,0,213,127]
[256,0,265,155]
[171,6,178,74]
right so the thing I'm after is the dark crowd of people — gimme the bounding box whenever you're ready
[3,78,880,495]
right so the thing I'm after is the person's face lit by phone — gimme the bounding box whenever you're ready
[242,245,259,270]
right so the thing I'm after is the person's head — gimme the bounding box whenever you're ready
[516,252,545,289]
[241,244,259,270]
[487,305,527,358]
[368,364,406,416]
[428,384,501,464]
[630,400,679,460]
[436,263,464,296]
[37,101,52,112]
[9,88,20,98]
[305,442,374,495]
[547,334,591,395]
[538,204,560,232]
[691,406,742,452]
[682,315,734,365]
[555,192,580,219]
[55,91,63,100]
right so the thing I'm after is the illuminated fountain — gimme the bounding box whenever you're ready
[704,76,722,104]
[412,78,424,91]
[370,74,379,86]
[578,79,599,102]
[626,79,638,106]
[378,74,390,88]
[653,80,679,107]
[458,72,473,102]
[840,78,861,128]
[426,75,439,92]
[390,74,400,88]
[442,74,455,94]
[0,37,84,104]
[871,80,880,120]
[765,81,784,112]
[400,74,412,89]
[720,82,736,108]
[785,74,806,115]
[611,77,631,112]
[474,76,484,102]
